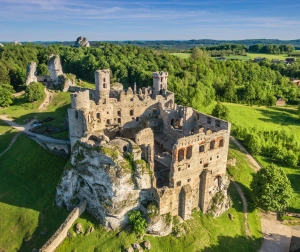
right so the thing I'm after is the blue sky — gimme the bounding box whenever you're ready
[0,0,300,41]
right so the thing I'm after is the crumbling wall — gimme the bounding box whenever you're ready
[39,201,86,252]
[25,62,38,86]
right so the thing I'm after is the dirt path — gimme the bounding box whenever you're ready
[230,178,250,236]
[13,90,25,97]
[230,136,261,171]
[38,88,53,110]
[0,116,37,156]
[0,115,35,134]
[230,136,294,252]
[0,132,21,157]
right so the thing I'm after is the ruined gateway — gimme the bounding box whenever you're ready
[56,69,231,235]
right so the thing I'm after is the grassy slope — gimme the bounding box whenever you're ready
[224,103,300,138]
[0,134,69,251]
[224,102,300,212]
[0,121,18,154]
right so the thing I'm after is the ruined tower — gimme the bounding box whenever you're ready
[95,69,110,104]
[68,90,90,147]
[152,71,168,96]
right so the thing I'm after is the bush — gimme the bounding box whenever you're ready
[25,82,45,102]
[128,210,147,236]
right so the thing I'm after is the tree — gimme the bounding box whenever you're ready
[247,134,262,155]
[25,82,45,102]
[251,164,293,211]
[0,83,14,107]
[128,210,147,236]
[212,102,229,120]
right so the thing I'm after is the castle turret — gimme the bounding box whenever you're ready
[95,69,110,104]
[152,71,168,96]
[69,90,90,148]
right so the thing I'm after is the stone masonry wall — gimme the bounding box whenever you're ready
[39,201,86,252]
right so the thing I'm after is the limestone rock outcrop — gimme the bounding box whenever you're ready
[56,139,152,229]
[74,36,90,47]
[47,55,63,85]
[25,62,38,86]
[13,40,22,45]
[0,43,4,47]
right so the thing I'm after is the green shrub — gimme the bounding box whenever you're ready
[25,82,45,102]
[128,210,147,236]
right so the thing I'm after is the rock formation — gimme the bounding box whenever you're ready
[13,40,22,45]
[25,62,38,86]
[0,43,4,47]
[56,139,152,230]
[74,36,90,47]
[47,55,63,85]
[60,74,76,92]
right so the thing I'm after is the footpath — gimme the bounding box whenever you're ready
[230,136,296,252]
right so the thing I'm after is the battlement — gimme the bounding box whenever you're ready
[152,71,168,78]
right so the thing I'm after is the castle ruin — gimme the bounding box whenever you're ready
[57,69,231,233]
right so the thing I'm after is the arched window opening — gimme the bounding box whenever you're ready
[186,146,193,159]
[130,109,134,116]
[219,139,224,147]
[210,140,215,150]
[178,149,184,162]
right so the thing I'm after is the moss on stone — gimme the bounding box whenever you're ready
[99,146,119,160]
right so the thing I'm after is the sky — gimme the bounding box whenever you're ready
[0,0,300,41]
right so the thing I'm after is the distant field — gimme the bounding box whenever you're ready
[170,52,289,61]
[170,53,191,59]
[247,53,287,60]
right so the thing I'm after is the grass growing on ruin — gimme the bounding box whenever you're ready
[0,134,69,251]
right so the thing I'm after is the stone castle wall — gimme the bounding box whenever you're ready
[39,201,86,252]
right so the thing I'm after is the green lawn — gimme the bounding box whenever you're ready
[0,134,69,251]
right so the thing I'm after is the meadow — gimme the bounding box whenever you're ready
[171,52,290,61]
[222,103,300,212]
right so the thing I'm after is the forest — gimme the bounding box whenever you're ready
[1,43,300,110]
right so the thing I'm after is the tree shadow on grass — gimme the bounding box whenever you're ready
[202,235,263,252]
[228,181,256,214]
[0,134,69,251]
[255,107,299,127]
